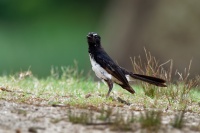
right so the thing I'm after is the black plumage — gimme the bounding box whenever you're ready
[87,32,166,97]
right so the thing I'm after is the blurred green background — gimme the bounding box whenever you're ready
[1,0,200,77]
[0,0,107,76]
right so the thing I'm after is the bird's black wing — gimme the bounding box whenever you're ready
[94,49,129,85]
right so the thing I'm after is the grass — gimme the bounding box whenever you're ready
[0,50,200,132]
[171,109,186,129]
[2,72,198,112]
[1,71,198,112]
[68,110,92,124]
[140,110,161,131]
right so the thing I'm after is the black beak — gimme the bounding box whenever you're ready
[87,35,91,38]
[87,35,93,42]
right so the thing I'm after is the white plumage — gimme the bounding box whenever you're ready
[89,55,125,84]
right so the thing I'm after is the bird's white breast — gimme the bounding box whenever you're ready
[89,55,123,84]
[89,55,111,80]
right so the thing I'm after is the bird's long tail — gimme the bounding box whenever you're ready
[119,66,167,87]
[129,73,167,87]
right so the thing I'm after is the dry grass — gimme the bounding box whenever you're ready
[131,48,199,104]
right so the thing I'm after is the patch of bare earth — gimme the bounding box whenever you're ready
[0,100,200,133]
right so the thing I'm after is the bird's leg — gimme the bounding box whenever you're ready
[105,79,113,97]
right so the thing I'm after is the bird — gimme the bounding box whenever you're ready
[86,32,166,97]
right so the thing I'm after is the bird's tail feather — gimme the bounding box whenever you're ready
[129,73,167,87]
[123,86,135,94]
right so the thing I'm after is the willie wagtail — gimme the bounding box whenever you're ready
[87,32,166,97]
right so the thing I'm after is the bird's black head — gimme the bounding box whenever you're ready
[87,32,101,47]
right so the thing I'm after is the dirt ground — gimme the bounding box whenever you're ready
[0,100,200,133]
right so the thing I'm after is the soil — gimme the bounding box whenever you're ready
[0,100,199,133]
